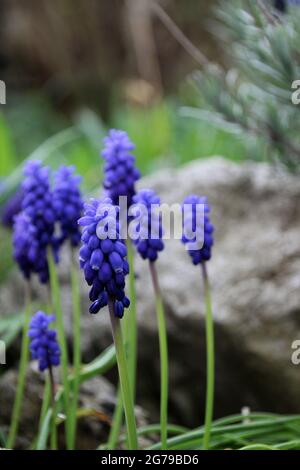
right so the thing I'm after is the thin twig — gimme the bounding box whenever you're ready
[256,0,282,25]
[151,2,209,67]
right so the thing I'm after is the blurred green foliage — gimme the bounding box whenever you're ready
[3,94,68,162]
[112,100,246,173]
[0,95,246,177]
[0,114,17,177]
[188,0,300,171]
[0,94,246,283]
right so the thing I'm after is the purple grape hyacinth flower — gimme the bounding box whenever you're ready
[78,197,130,318]
[13,213,49,282]
[102,129,140,207]
[28,311,61,372]
[1,187,23,228]
[53,165,83,247]
[132,189,164,262]
[181,195,214,265]
[21,160,58,282]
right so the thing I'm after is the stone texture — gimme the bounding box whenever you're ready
[1,157,300,428]
[0,365,150,449]
[0,365,114,449]
[132,158,300,426]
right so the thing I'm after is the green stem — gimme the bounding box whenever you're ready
[49,366,58,450]
[31,377,51,450]
[33,286,56,451]
[47,248,71,449]
[126,240,137,397]
[108,300,138,450]
[39,377,51,429]
[107,240,137,450]
[201,262,215,450]
[7,281,32,449]
[107,387,123,449]
[69,247,82,449]
[149,261,168,450]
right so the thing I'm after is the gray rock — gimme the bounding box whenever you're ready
[0,365,114,449]
[2,157,300,428]
[133,158,300,426]
[0,364,150,449]
[133,158,300,425]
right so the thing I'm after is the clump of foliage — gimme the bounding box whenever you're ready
[185,0,300,171]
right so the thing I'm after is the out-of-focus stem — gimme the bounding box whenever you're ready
[149,261,168,450]
[7,280,32,449]
[126,240,137,399]
[49,365,57,450]
[69,247,82,449]
[31,376,51,450]
[47,248,71,449]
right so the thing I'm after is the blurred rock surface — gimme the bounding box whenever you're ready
[0,366,113,449]
[0,366,150,449]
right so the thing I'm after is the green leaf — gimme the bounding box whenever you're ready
[0,313,24,348]
[79,345,116,383]
[0,114,17,177]
[35,345,116,449]
[148,415,300,451]
[36,409,52,450]
[0,127,79,207]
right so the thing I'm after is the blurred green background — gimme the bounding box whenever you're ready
[0,0,246,185]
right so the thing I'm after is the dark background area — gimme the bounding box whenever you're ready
[0,0,220,118]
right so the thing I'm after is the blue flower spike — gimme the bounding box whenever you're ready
[102,129,140,207]
[28,311,61,372]
[181,195,214,265]
[78,197,130,317]
[132,189,164,262]
[53,165,83,248]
